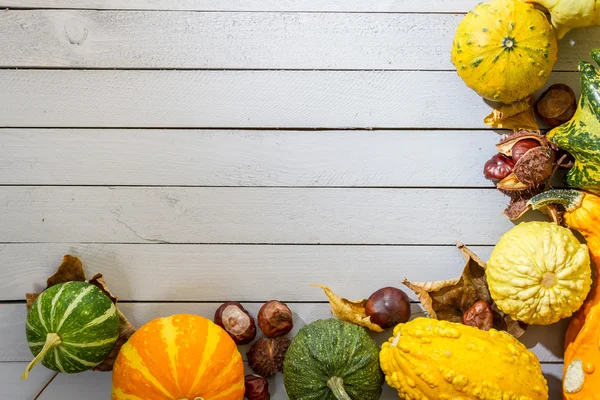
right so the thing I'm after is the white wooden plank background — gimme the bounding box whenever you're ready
[0,1,590,398]
[0,0,486,12]
[0,11,596,70]
[0,129,498,187]
[0,187,545,244]
[0,70,580,128]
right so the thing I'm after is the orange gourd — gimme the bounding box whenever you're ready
[111,314,244,400]
[529,190,600,399]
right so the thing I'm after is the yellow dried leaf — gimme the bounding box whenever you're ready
[25,293,40,312]
[89,273,118,305]
[484,97,540,132]
[311,284,383,332]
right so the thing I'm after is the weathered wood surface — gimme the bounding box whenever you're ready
[0,0,494,12]
[0,187,545,244]
[0,243,498,301]
[0,11,595,70]
[0,129,500,186]
[0,70,579,128]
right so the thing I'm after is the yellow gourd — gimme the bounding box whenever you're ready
[451,0,558,103]
[379,318,548,400]
[486,221,591,325]
[525,0,600,39]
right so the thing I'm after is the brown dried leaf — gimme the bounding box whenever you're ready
[403,243,527,337]
[484,97,540,132]
[89,273,118,305]
[93,309,135,371]
[311,284,383,332]
[26,293,40,312]
[46,255,86,288]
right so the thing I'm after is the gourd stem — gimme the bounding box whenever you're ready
[327,376,352,400]
[21,333,62,380]
[528,189,585,212]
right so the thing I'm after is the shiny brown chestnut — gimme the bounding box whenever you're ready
[463,300,494,331]
[483,153,515,182]
[214,302,257,345]
[365,287,411,329]
[257,300,293,338]
[511,139,541,163]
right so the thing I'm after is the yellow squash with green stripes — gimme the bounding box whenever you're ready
[547,49,600,194]
[451,0,557,103]
[22,281,119,379]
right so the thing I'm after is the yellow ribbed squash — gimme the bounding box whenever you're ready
[451,0,557,103]
[487,221,591,325]
[380,318,548,400]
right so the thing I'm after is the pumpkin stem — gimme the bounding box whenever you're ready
[327,376,352,400]
[528,189,586,213]
[21,333,62,380]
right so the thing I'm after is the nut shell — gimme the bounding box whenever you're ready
[247,337,291,377]
[257,300,293,338]
[245,374,270,400]
[214,302,257,345]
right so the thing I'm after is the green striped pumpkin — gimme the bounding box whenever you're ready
[22,281,119,379]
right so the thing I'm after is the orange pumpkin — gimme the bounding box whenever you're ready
[111,314,244,400]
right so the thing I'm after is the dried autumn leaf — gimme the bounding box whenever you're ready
[25,293,40,312]
[403,243,527,338]
[311,284,383,332]
[484,97,540,132]
[46,255,86,288]
[93,309,135,371]
[89,273,118,304]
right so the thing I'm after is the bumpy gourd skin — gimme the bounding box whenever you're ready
[380,318,548,400]
[525,0,600,39]
[486,221,591,325]
[451,0,557,103]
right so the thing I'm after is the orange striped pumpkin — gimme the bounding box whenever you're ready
[111,314,244,400]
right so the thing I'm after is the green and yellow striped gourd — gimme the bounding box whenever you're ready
[546,49,600,194]
[22,281,119,379]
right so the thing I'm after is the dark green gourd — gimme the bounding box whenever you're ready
[22,281,119,379]
[283,318,383,400]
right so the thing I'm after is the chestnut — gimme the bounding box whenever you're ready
[214,302,257,345]
[536,83,577,128]
[483,153,515,182]
[511,139,540,163]
[247,337,291,377]
[257,300,293,338]
[365,287,411,329]
[245,374,270,400]
[462,300,494,331]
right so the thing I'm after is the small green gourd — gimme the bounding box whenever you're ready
[283,319,383,400]
[22,281,119,379]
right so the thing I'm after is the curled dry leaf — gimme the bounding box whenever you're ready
[25,254,135,371]
[403,243,527,338]
[484,97,540,132]
[89,273,118,304]
[93,309,135,371]
[311,284,383,332]
[25,293,40,312]
[46,255,86,288]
